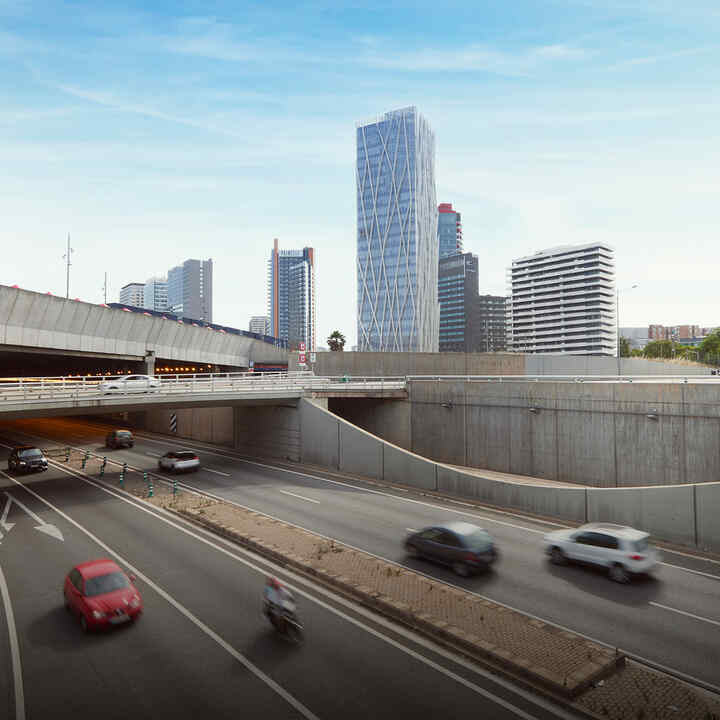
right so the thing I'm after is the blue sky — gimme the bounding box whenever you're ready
[2,0,719,345]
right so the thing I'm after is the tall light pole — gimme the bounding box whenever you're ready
[616,284,638,375]
[63,234,74,298]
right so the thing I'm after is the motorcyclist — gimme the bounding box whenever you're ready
[263,576,296,622]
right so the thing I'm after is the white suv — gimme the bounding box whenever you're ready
[544,523,660,583]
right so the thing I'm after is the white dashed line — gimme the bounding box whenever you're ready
[204,468,231,477]
[278,489,320,504]
[0,560,25,720]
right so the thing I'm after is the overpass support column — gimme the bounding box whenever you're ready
[145,351,156,376]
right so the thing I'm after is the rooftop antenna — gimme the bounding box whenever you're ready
[63,233,74,298]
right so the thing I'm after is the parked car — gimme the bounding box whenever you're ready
[544,523,660,583]
[404,522,498,577]
[98,375,161,395]
[64,558,143,632]
[7,446,48,473]
[157,450,200,473]
[106,429,134,449]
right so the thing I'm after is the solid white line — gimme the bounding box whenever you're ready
[204,468,231,477]
[659,561,720,582]
[32,461,554,720]
[406,528,418,533]
[145,452,161,458]
[0,472,320,720]
[650,602,720,627]
[0,562,25,720]
[278,489,320,504]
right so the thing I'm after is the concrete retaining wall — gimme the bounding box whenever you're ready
[235,405,301,461]
[292,351,712,378]
[145,407,234,446]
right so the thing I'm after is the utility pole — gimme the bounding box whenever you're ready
[102,272,108,303]
[63,234,74,298]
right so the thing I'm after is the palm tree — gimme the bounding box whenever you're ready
[327,330,346,352]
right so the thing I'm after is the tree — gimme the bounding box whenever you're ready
[327,330,346,352]
[619,336,631,358]
[700,330,720,356]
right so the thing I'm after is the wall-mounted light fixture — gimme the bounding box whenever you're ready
[529,407,540,414]
[441,401,453,410]
[646,409,659,420]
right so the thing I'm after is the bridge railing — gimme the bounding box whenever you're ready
[0,372,407,405]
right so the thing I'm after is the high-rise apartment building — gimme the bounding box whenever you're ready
[267,239,316,350]
[437,203,463,258]
[249,316,268,335]
[356,106,439,351]
[119,282,145,307]
[438,253,480,352]
[507,243,616,355]
[143,276,168,313]
[477,295,507,351]
[167,259,213,322]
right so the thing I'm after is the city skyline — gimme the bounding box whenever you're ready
[2,1,720,345]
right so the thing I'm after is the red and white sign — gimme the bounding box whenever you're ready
[298,353,306,365]
[298,342,306,352]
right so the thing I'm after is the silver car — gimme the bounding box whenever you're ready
[544,523,660,583]
[158,450,200,473]
[98,375,161,395]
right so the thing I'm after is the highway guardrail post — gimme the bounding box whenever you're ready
[65,447,70,462]
[100,457,107,476]
[172,476,177,496]
[81,451,89,469]
[119,470,124,487]
[147,473,153,498]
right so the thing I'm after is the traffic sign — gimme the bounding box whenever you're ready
[298,342,306,352]
[298,353,306,365]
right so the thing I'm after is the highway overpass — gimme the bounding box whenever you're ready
[0,284,288,375]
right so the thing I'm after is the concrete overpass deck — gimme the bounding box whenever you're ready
[0,373,407,419]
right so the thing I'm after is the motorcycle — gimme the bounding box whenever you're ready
[265,603,304,644]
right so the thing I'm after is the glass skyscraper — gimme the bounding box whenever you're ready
[267,239,316,350]
[167,259,213,322]
[438,203,463,258]
[356,106,439,351]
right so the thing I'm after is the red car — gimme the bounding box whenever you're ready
[63,558,142,632]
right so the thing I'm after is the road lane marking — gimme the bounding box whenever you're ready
[1,492,64,542]
[650,602,720,627]
[658,562,720,582]
[278,489,320,504]
[1,474,320,720]
[406,528,418,533]
[0,562,25,720]
[204,468,231,477]
[145,452,161,457]
[32,462,562,720]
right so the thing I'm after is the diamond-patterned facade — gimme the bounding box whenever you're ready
[356,107,439,352]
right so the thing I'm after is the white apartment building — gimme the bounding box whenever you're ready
[119,282,145,307]
[249,316,268,335]
[507,243,616,355]
[144,276,168,313]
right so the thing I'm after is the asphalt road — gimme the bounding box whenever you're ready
[0,420,581,720]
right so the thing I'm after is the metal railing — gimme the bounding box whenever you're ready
[0,372,408,406]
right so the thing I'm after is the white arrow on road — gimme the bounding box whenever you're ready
[2,492,64,542]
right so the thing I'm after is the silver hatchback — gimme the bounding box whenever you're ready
[158,450,200,473]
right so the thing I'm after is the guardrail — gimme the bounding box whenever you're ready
[0,372,408,407]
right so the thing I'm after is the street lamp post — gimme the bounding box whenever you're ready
[616,284,638,376]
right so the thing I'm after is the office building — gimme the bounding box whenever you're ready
[437,203,463,258]
[438,253,480,352]
[620,327,649,351]
[119,283,145,307]
[249,316,268,335]
[267,239,316,350]
[356,106,439,352]
[477,295,507,351]
[167,259,213,322]
[143,276,168,313]
[507,243,616,355]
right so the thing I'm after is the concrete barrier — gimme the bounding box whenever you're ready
[436,466,587,523]
[382,442,438,491]
[339,421,383,480]
[695,482,720,553]
[300,399,340,469]
[587,484,696,547]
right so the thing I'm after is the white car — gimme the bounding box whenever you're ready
[544,523,660,583]
[98,375,161,395]
[158,450,200,473]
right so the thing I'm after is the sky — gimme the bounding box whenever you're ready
[2,0,719,346]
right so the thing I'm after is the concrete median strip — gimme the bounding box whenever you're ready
[45,450,720,719]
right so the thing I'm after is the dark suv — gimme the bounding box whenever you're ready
[8,446,49,474]
[106,430,134,449]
